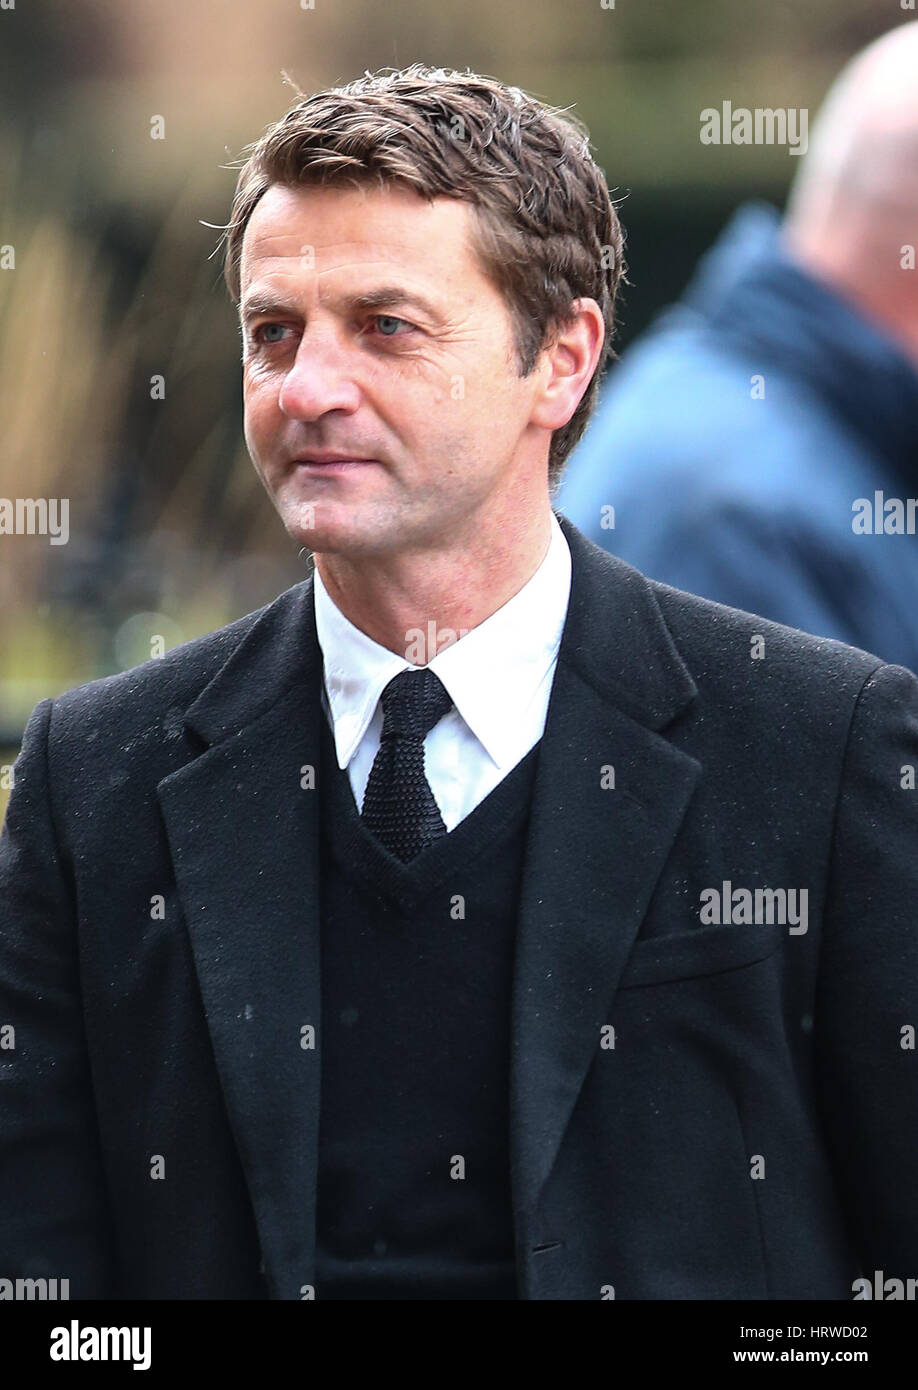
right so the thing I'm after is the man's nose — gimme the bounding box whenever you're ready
[277,334,362,421]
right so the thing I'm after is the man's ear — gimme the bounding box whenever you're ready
[529,298,605,433]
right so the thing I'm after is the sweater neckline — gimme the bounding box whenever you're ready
[319,713,541,914]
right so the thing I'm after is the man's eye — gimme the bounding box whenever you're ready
[371,314,413,337]
[255,323,290,345]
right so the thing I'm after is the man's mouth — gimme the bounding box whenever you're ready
[290,452,378,475]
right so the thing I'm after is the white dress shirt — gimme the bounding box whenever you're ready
[313,510,572,831]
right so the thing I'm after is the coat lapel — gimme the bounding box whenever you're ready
[510,514,701,1269]
[156,577,324,1301]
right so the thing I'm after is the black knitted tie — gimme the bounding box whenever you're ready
[361,667,454,862]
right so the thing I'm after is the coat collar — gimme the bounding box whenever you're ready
[685,200,918,490]
[180,509,696,750]
[552,509,696,728]
[157,511,700,1298]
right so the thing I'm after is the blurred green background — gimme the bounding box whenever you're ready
[0,0,908,817]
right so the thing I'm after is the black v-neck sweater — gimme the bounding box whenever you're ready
[314,711,541,1299]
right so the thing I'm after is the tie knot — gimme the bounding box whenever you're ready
[379,667,453,742]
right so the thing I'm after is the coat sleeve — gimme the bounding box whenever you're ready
[0,698,119,1296]
[817,661,918,1280]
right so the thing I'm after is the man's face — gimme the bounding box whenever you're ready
[239,181,549,556]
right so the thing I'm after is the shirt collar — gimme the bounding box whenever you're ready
[314,509,572,771]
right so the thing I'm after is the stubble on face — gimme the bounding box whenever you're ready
[238,182,544,564]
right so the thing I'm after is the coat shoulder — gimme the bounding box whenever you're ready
[45,581,311,747]
[650,577,887,697]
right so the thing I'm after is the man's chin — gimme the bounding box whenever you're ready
[280,502,392,557]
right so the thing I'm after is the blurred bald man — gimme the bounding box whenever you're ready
[558,21,918,670]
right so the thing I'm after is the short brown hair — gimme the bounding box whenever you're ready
[221,63,625,488]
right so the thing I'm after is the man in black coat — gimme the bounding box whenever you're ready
[2,64,917,1301]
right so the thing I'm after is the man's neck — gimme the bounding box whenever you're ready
[783,219,918,373]
[313,507,555,663]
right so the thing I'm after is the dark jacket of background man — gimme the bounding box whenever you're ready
[556,202,918,672]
